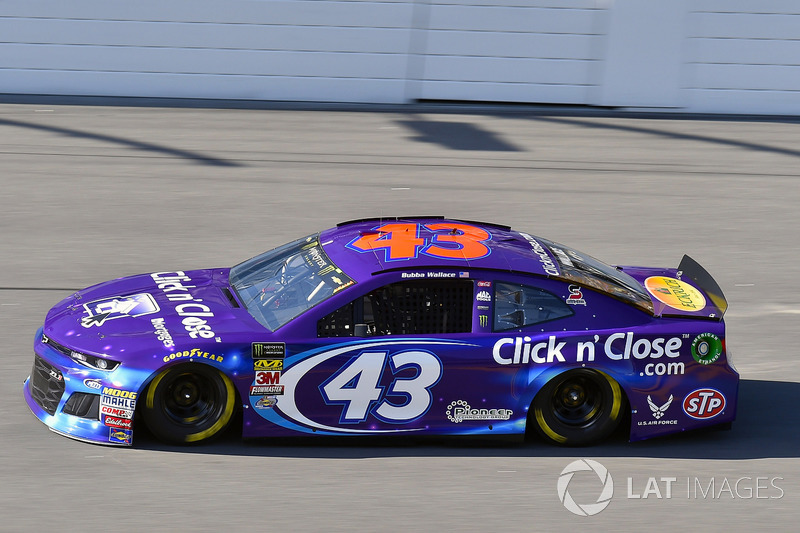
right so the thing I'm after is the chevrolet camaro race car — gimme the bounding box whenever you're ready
[24,217,738,447]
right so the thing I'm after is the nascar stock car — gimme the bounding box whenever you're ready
[24,217,738,447]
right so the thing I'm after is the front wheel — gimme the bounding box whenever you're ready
[141,364,237,445]
[531,369,624,446]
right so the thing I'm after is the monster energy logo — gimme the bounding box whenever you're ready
[479,315,488,327]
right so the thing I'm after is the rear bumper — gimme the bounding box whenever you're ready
[628,361,739,442]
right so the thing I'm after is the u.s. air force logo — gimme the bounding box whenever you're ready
[647,395,673,420]
[81,293,159,328]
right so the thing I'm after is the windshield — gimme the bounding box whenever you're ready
[229,234,355,330]
[537,237,654,313]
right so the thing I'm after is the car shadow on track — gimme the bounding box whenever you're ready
[133,379,799,460]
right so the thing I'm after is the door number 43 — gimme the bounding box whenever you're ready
[320,350,442,424]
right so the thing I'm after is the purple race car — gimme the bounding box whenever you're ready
[24,217,738,447]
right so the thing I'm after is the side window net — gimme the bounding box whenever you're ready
[369,280,472,336]
[317,279,473,337]
[494,282,573,331]
[316,301,355,337]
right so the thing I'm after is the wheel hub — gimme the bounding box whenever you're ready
[561,385,585,408]
[174,381,199,407]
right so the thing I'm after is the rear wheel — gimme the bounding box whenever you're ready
[531,369,624,446]
[142,364,236,445]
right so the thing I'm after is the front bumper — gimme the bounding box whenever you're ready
[23,328,135,446]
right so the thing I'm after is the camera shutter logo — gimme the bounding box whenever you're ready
[557,459,614,516]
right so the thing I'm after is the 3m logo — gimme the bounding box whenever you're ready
[255,371,280,385]
[683,389,726,419]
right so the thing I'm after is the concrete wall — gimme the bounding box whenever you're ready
[0,0,417,103]
[684,0,800,114]
[1,0,799,114]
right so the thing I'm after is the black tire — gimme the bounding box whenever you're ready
[141,364,236,445]
[531,369,624,446]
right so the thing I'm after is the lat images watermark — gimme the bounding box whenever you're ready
[557,460,785,516]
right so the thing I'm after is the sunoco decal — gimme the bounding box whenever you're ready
[109,428,132,445]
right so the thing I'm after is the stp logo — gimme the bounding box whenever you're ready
[683,388,726,419]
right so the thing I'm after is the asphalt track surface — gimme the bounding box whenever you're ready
[1,102,798,532]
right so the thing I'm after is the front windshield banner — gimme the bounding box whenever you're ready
[230,235,355,331]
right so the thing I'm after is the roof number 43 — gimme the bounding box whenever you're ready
[347,222,491,262]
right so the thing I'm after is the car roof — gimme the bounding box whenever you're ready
[319,217,559,283]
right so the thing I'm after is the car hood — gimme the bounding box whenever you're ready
[43,268,264,360]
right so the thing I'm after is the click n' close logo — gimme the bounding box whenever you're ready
[81,293,159,328]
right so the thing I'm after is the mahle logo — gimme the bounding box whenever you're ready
[557,460,614,516]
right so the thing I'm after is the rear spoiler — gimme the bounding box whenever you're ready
[677,255,728,317]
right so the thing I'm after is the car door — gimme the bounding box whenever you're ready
[255,274,519,436]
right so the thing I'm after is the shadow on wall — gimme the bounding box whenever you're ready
[135,379,800,461]
[0,117,241,167]
[396,116,522,152]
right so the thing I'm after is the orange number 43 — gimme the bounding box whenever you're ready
[347,222,491,261]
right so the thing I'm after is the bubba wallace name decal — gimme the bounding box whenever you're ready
[492,332,684,365]
[151,272,217,340]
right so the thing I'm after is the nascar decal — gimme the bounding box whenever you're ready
[644,277,706,312]
[258,340,477,434]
